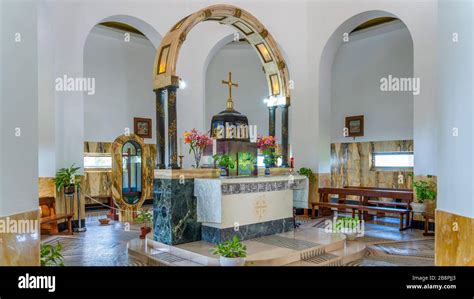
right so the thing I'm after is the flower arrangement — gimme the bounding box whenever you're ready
[183,129,212,168]
[256,135,280,167]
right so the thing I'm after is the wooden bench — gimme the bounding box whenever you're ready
[39,197,74,235]
[311,201,411,231]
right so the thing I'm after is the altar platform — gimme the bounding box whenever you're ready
[128,223,366,266]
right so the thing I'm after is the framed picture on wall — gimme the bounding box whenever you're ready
[134,117,152,139]
[345,115,364,137]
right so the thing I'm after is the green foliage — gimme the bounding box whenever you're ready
[262,149,280,167]
[335,216,360,231]
[298,167,316,183]
[53,164,81,192]
[413,180,436,203]
[211,235,247,258]
[136,209,153,227]
[213,154,235,169]
[40,242,64,266]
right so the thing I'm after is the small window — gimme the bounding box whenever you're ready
[372,151,414,169]
[84,155,112,169]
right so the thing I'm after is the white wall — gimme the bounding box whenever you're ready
[205,41,278,140]
[437,0,474,218]
[84,26,156,144]
[0,1,38,217]
[36,0,439,177]
[331,22,413,143]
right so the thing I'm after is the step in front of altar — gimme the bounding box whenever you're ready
[128,227,365,266]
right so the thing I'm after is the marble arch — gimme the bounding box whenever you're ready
[153,4,291,169]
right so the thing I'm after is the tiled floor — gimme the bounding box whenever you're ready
[41,215,434,266]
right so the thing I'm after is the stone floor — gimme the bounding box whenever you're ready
[41,215,434,266]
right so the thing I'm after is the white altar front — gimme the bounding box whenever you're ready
[194,174,308,243]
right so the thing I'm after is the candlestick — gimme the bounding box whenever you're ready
[179,137,183,156]
[212,138,217,156]
[179,155,184,169]
[290,156,294,173]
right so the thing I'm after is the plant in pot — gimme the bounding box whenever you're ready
[53,164,81,195]
[335,216,361,241]
[136,209,153,239]
[411,178,436,214]
[40,242,64,266]
[211,235,247,266]
[213,154,235,177]
[257,136,280,176]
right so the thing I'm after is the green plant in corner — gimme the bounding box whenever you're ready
[40,242,64,266]
[53,164,81,193]
[412,180,436,203]
[211,235,247,258]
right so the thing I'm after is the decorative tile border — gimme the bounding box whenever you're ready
[221,178,306,195]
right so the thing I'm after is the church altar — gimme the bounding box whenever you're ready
[194,174,308,243]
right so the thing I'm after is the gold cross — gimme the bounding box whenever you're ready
[222,72,239,102]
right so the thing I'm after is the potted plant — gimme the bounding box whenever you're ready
[411,178,436,213]
[183,129,213,168]
[335,216,361,241]
[257,136,280,176]
[40,242,64,266]
[136,209,153,239]
[213,154,235,177]
[53,164,81,195]
[211,235,247,266]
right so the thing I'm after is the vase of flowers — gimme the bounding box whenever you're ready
[257,136,280,176]
[183,129,212,168]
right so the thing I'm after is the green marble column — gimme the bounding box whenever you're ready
[167,86,179,169]
[280,104,289,167]
[155,88,166,169]
[268,106,277,137]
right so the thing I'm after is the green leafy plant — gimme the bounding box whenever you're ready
[413,180,436,203]
[298,167,316,183]
[40,242,64,266]
[211,235,247,258]
[53,164,81,192]
[136,209,153,228]
[213,154,235,169]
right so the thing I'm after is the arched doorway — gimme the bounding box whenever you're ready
[152,4,291,169]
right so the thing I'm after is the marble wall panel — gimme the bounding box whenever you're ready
[435,210,474,266]
[330,140,414,199]
[0,209,40,266]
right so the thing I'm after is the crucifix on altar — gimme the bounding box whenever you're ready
[222,72,238,111]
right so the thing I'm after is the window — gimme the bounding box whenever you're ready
[372,151,414,169]
[84,155,112,169]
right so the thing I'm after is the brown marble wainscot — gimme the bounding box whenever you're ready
[0,209,40,266]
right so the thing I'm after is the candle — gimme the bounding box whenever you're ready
[179,137,183,156]
[290,157,294,169]
[212,139,217,156]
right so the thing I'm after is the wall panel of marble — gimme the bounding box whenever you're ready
[0,210,40,266]
[331,140,414,192]
[435,210,474,266]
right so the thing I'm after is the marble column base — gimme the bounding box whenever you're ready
[202,217,294,244]
[153,178,201,245]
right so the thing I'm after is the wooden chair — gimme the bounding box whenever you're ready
[39,197,74,235]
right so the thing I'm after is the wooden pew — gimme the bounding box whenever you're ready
[39,197,74,235]
[312,187,413,231]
